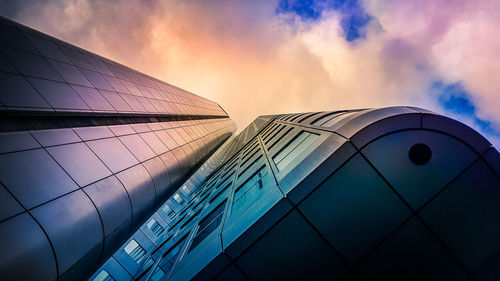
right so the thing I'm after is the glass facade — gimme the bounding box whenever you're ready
[92,107,500,281]
[1,15,500,281]
[0,16,235,281]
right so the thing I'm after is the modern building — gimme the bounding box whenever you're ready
[91,107,500,281]
[0,16,236,281]
[1,17,500,281]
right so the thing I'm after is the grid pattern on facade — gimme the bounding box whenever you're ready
[92,107,500,281]
[0,116,235,280]
[0,15,240,281]
[0,16,225,117]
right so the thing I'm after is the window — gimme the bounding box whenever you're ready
[321,111,359,127]
[260,123,277,137]
[209,180,232,204]
[298,112,322,123]
[189,200,227,252]
[234,166,266,200]
[124,240,146,263]
[288,112,308,122]
[231,171,271,213]
[311,111,342,125]
[224,161,238,174]
[150,267,165,281]
[278,114,292,121]
[267,127,293,150]
[273,131,319,171]
[162,234,188,262]
[147,219,165,237]
[173,193,185,206]
[162,204,175,219]
[93,270,114,281]
[263,124,282,143]
[311,111,359,127]
[180,209,201,230]
[239,150,260,171]
[180,185,192,197]
[219,170,235,185]
[238,155,262,178]
[242,141,258,157]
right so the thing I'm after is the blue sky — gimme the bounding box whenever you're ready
[276,0,499,143]
[5,0,499,147]
[432,81,500,137]
[276,0,372,41]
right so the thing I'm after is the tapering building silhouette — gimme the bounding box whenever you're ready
[1,17,500,281]
[0,16,235,281]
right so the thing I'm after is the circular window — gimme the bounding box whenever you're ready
[409,143,432,165]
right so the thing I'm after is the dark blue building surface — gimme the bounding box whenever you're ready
[92,107,500,281]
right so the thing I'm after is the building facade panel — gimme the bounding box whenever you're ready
[0,16,236,280]
[93,107,500,281]
[2,14,499,281]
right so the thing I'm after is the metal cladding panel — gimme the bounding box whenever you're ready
[355,216,467,280]
[0,148,79,208]
[28,77,91,110]
[0,213,57,281]
[361,130,478,209]
[116,164,156,215]
[0,184,24,221]
[111,107,500,281]
[0,131,40,153]
[0,71,50,108]
[0,17,226,117]
[30,189,103,275]
[47,142,113,187]
[87,138,140,173]
[120,134,157,162]
[299,154,412,263]
[83,176,132,237]
[0,16,236,281]
[419,160,500,272]
[143,157,172,199]
[0,120,235,280]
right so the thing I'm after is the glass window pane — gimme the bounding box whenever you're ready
[124,239,146,263]
[147,219,165,237]
[189,200,227,251]
[93,270,114,281]
[273,131,319,171]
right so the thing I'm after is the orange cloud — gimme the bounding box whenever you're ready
[6,0,500,147]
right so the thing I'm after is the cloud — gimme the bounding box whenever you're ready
[431,81,500,143]
[2,0,500,147]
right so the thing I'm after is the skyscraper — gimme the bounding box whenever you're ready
[0,16,235,280]
[1,17,500,281]
[92,107,500,281]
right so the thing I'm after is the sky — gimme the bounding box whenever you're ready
[1,0,500,147]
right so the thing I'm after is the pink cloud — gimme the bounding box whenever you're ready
[6,0,500,146]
